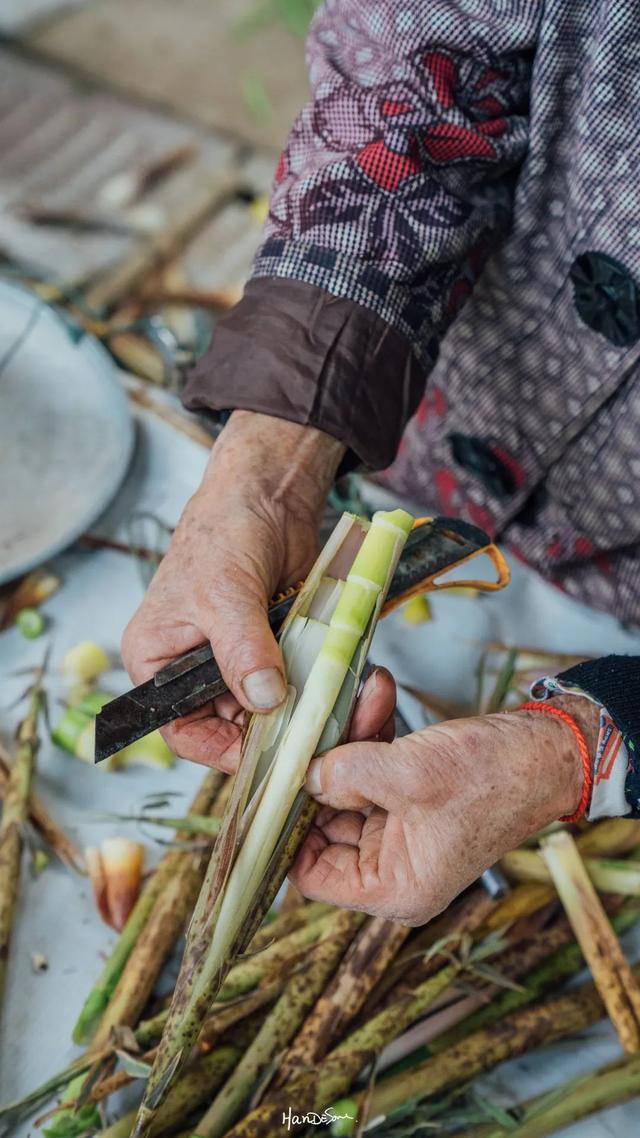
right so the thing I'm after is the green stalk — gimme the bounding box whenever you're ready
[483,648,518,713]
[214,907,340,1001]
[0,747,84,872]
[361,960,640,1125]
[456,1053,640,1138]
[42,1072,101,1138]
[503,847,640,894]
[92,1046,239,1138]
[134,510,414,1137]
[96,1046,239,1138]
[97,1112,138,1138]
[0,680,43,1003]
[73,866,170,1045]
[194,909,364,1137]
[73,769,225,1045]
[248,900,333,952]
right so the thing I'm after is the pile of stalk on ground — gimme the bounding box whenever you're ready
[6,797,640,1138]
[3,513,640,1138]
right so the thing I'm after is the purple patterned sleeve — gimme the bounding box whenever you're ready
[255,0,540,362]
[184,1,541,466]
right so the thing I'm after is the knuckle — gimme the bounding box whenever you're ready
[120,615,143,669]
[323,746,359,798]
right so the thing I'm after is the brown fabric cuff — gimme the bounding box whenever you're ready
[182,277,426,470]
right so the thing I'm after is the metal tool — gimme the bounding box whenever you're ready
[95,515,510,762]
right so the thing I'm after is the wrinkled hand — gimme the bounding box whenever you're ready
[121,411,344,771]
[292,677,596,925]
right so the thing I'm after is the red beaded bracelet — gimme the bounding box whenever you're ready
[518,701,593,823]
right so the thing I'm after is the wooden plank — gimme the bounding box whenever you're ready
[31,0,311,150]
[178,152,276,292]
[0,50,237,290]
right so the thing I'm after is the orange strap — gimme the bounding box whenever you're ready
[519,701,593,823]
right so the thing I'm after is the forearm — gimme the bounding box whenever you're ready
[202,410,345,520]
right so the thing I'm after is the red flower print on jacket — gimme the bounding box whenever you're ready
[420,51,512,164]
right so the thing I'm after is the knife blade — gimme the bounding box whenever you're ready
[95,516,507,761]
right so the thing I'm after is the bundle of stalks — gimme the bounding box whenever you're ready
[12,840,640,1138]
[275,917,412,1082]
[192,909,365,1137]
[133,509,416,1134]
[0,675,44,1003]
[2,904,341,1130]
[358,956,640,1127]
[217,915,581,1138]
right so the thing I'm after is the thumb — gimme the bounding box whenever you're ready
[305,739,406,813]
[204,582,287,713]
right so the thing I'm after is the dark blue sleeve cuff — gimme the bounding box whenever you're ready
[557,655,640,817]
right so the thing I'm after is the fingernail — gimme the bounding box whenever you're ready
[361,668,381,703]
[242,667,286,710]
[305,757,323,796]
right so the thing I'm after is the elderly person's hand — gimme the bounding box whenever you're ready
[121,411,344,771]
[292,673,598,925]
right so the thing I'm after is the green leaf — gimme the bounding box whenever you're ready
[472,1088,519,1129]
[485,648,518,713]
[468,962,526,993]
[42,1103,101,1138]
[115,1049,153,1079]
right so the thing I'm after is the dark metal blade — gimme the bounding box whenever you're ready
[94,592,296,762]
[95,516,490,761]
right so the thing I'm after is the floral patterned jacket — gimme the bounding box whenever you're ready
[185,0,640,627]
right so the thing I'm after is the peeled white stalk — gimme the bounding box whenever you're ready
[198,510,413,1017]
[541,829,640,1053]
